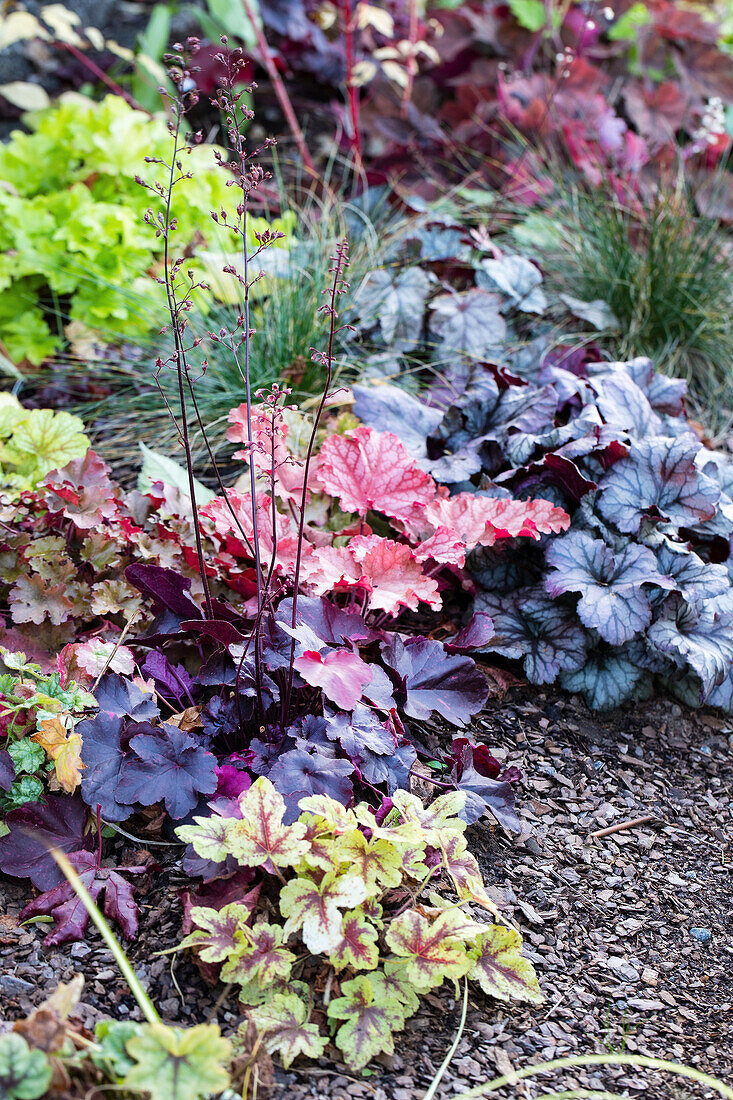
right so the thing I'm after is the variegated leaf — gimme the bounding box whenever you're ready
[250,992,327,1068]
[280,871,368,953]
[327,975,406,1070]
[227,777,309,868]
[330,908,380,971]
[469,925,543,1005]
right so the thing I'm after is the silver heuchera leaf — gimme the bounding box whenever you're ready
[429,289,507,358]
[352,267,432,352]
[475,587,586,685]
[544,529,674,645]
[561,647,650,710]
[597,435,720,534]
[478,255,547,314]
[653,543,732,602]
[647,593,733,700]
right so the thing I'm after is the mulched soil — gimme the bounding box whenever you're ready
[1,685,732,1099]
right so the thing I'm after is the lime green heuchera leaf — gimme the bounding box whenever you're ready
[372,960,421,1017]
[227,776,309,869]
[327,975,406,1071]
[330,908,380,971]
[297,816,342,874]
[92,1020,141,1079]
[297,794,357,834]
[384,908,474,991]
[334,830,404,893]
[0,405,88,492]
[220,920,295,989]
[280,870,368,953]
[469,925,544,1006]
[123,1023,231,1100]
[178,903,251,964]
[390,789,468,843]
[175,814,232,863]
[249,992,327,1068]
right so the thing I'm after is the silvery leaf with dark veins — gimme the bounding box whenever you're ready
[560,646,651,710]
[647,593,733,700]
[474,587,586,684]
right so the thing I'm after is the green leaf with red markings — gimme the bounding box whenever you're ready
[249,992,327,1068]
[334,831,403,893]
[469,925,543,1005]
[175,815,232,864]
[226,777,309,869]
[439,833,501,918]
[384,908,475,990]
[220,920,295,989]
[280,871,367,953]
[390,789,467,842]
[327,975,406,1070]
[371,960,420,1017]
[178,903,250,963]
[330,908,380,971]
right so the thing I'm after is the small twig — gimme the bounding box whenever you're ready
[590,815,656,839]
[90,609,141,694]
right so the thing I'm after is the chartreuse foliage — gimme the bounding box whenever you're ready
[0,395,88,493]
[0,1033,52,1100]
[0,94,294,364]
[175,777,542,1071]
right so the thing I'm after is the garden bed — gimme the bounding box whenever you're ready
[2,685,730,1099]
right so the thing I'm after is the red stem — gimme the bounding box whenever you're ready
[57,42,149,113]
[240,0,316,174]
[342,0,363,166]
[401,0,418,115]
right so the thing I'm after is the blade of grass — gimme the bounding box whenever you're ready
[422,977,469,1100]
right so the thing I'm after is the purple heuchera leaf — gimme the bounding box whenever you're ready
[93,674,159,721]
[475,587,587,685]
[276,596,381,647]
[598,435,720,534]
[647,594,733,700]
[268,748,355,822]
[125,563,202,618]
[0,795,92,889]
[118,726,219,820]
[380,634,489,727]
[324,705,396,758]
[0,749,14,791]
[444,613,495,653]
[141,651,196,705]
[450,745,521,831]
[545,530,674,645]
[79,712,138,822]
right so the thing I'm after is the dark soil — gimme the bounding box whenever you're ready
[1,684,732,1099]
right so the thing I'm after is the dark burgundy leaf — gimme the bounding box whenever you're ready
[0,795,92,889]
[125,563,202,619]
[444,613,495,653]
[141,651,196,705]
[276,596,381,647]
[103,870,140,939]
[118,726,218,820]
[380,634,489,726]
[93,674,159,721]
[452,747,522,832]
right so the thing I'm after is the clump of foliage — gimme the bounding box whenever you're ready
[0,395,89,492]
[0,94,293,364]
[543,184,733,430]
[174,778,541,1071]
[354,349,733,713]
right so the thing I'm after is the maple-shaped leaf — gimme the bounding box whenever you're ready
[220,919,295,989]
[597,435,719,534]
[0,794,92,889]
[349,536,441,614]
[327,975,406,1071]
[176,813,233,864]
[9,573,73,626]
[250,992,327,1069]
[469,925,543,1005]
[475,587,587,684]
[545,529,674,645]
[316,426,435,521]
[226,777,310,869]
[20,850,148,944]
[74,639,136,680]
[31,716,85,794]
[381,634,489,726]
[293,648,373,710]
[389,789,467,843]
[42,451,119,529]
[371,961,421,1017]
[275,596,381,647]
[384,908,474,990]
[179,902,251,963]
[269,748,355,821]
[297,794,357,835]
[330,908,381,971]
[352,266,432,352]
[93,674,159,721]
[648,594,733,699]
[123,1023,231,1100]
[279,870,368,953]
[334,830,404,893]
[117,727,218,821]
[477,254,547,314]
[438,833,501,917]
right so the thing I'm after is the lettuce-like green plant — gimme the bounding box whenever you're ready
[0,94,294,364]
[0,395,89,492]
[175,778,542,1071]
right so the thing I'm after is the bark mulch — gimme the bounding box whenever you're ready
[1,686,732,1099]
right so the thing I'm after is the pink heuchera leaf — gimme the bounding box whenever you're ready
[73,639,136,679]
[201,489,304,576]
[305,537,440,615]
[294,649,373,710]
[42,451,119,529]
[226,403,313,504]
[316,426,435,521]
[411,493,570,549]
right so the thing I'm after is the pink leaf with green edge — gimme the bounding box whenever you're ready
[469,925,544,1005]
[226,777,309,869]
[279,871,368,953]
[220,920,295,988]
[293,649,373,710]
[334,831,404,893]
[330,908,380,971]
[316,426,435,521]
[180,903,251,963]
[250,992,327,1068]
[384,908,474,990]
[438,833,501,919]
[327,974,406,1070]
[176,814,232,863]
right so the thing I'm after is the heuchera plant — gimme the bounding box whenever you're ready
[173,778,542,1071]
[353,351,733,712]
